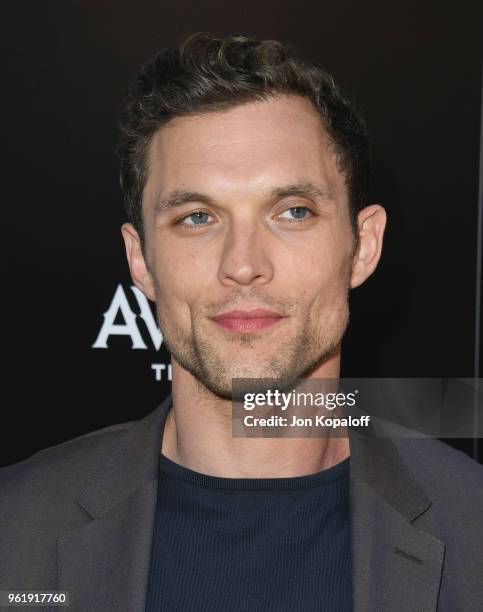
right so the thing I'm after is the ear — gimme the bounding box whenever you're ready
[350,205,387,289]
[121,223,156,301]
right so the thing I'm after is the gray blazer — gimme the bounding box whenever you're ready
[1,394,482,611]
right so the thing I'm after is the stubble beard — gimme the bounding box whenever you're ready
[157,292,350,401]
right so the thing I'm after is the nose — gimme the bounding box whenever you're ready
[217,219,274,287]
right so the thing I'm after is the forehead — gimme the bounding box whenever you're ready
[144,94,345,203]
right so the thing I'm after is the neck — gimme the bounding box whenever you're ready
[161,350,350,478]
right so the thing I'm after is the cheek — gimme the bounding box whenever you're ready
[295,245,352,315]
[289,240,346,292]
[149,245,206,315]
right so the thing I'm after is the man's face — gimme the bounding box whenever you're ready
[138,95,358,399]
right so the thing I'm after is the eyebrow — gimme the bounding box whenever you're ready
[154,181,335,214]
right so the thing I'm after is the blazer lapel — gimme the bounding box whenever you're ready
[57,395,173,612]
[349,424,445,612]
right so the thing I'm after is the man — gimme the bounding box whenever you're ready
[1,32,482,612]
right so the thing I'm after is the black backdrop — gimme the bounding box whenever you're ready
[2,1,482,466]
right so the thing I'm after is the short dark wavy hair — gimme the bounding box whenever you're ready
[117,32,370,250]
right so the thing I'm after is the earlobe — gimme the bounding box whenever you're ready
[121,223,156,301]
[350,205,387,289]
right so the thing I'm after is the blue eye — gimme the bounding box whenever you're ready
[179,211,212,226]
[279,206,313,221]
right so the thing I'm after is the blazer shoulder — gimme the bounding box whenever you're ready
[0,419,135,530]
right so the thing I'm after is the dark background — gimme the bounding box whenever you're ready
[2,1,482,466]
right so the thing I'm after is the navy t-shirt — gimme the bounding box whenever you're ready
[145,452,352,611]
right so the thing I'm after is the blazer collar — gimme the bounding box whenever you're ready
[76,394,173,519]
[348,421,432,522]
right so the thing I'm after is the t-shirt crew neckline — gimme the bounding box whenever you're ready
[158,452,350,491]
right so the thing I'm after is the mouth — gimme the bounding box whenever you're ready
[210,309,286,334]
